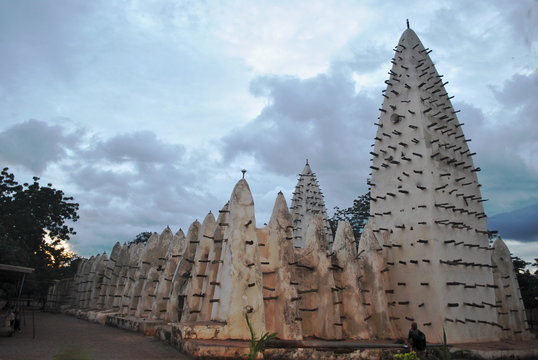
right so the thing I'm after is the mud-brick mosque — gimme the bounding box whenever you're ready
[47,26,532,358]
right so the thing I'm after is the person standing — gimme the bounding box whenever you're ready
[407,322,426,351]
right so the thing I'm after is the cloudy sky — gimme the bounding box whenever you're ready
[1,0,537,264]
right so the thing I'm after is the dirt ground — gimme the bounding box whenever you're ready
[0,310,191,360]
[452,338,538,352]
[2,310,536,360]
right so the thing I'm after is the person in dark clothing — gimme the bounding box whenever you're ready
[407,322,426,351]
[13,311,20,332]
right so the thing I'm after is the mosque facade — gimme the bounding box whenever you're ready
[47,27,530,347]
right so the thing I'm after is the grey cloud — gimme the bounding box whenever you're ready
[2,0,535,259]
[223,57,538,218]
[490,72,538,110]
[69,165,136,196]
[0,0,250,142]
[68,130,187,200]
[223,68,378,173]
[344,46,392,74]
[488,203,538,242]
[62,130,219,256]
[425,0,536,50]
[420,0,536,113]
[333,41,393,77]
[455,72,538,213]
[0,119,78,173]
[0,1,99,85]
[69,167,217,257]
[0,119,217,256]
[221,67,379,208]
[499,0,537,48]
[91,131,185,165]
[69,133,201,211]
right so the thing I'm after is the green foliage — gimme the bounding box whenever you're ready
[129,231,153,245]
[512,256,529,273]
[245,313,277,360]
[511,256,538,309]
[441,328,450,360]
[394,351,419,360]
[59,256,84,278]
[0,168,79,295]
[329,192,370,245]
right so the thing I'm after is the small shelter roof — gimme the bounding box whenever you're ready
[0,264,35,274]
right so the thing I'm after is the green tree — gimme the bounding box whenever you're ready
[329,192,370,245]
[511,256,538,309]
[0,167,79,275]
[129,231,153,245]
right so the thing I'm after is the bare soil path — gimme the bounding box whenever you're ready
[0,310,191,360]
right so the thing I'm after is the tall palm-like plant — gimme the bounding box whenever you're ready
[442,328,451,360]
[245,313,277,360]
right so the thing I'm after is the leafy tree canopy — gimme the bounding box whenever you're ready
[329,192,370,245]
[511,256,538,309]
[129,231,153,245]
[0,167,79,281]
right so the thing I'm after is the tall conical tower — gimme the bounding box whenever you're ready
[290,161,333,248]
[367,26,500,342]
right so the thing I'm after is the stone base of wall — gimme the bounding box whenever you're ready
[105,314,166,336]
[163,324,406,359]
[58,307,538,359]
[172,321,226,340]
[163,334,405,359]
[59,307,165,336]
